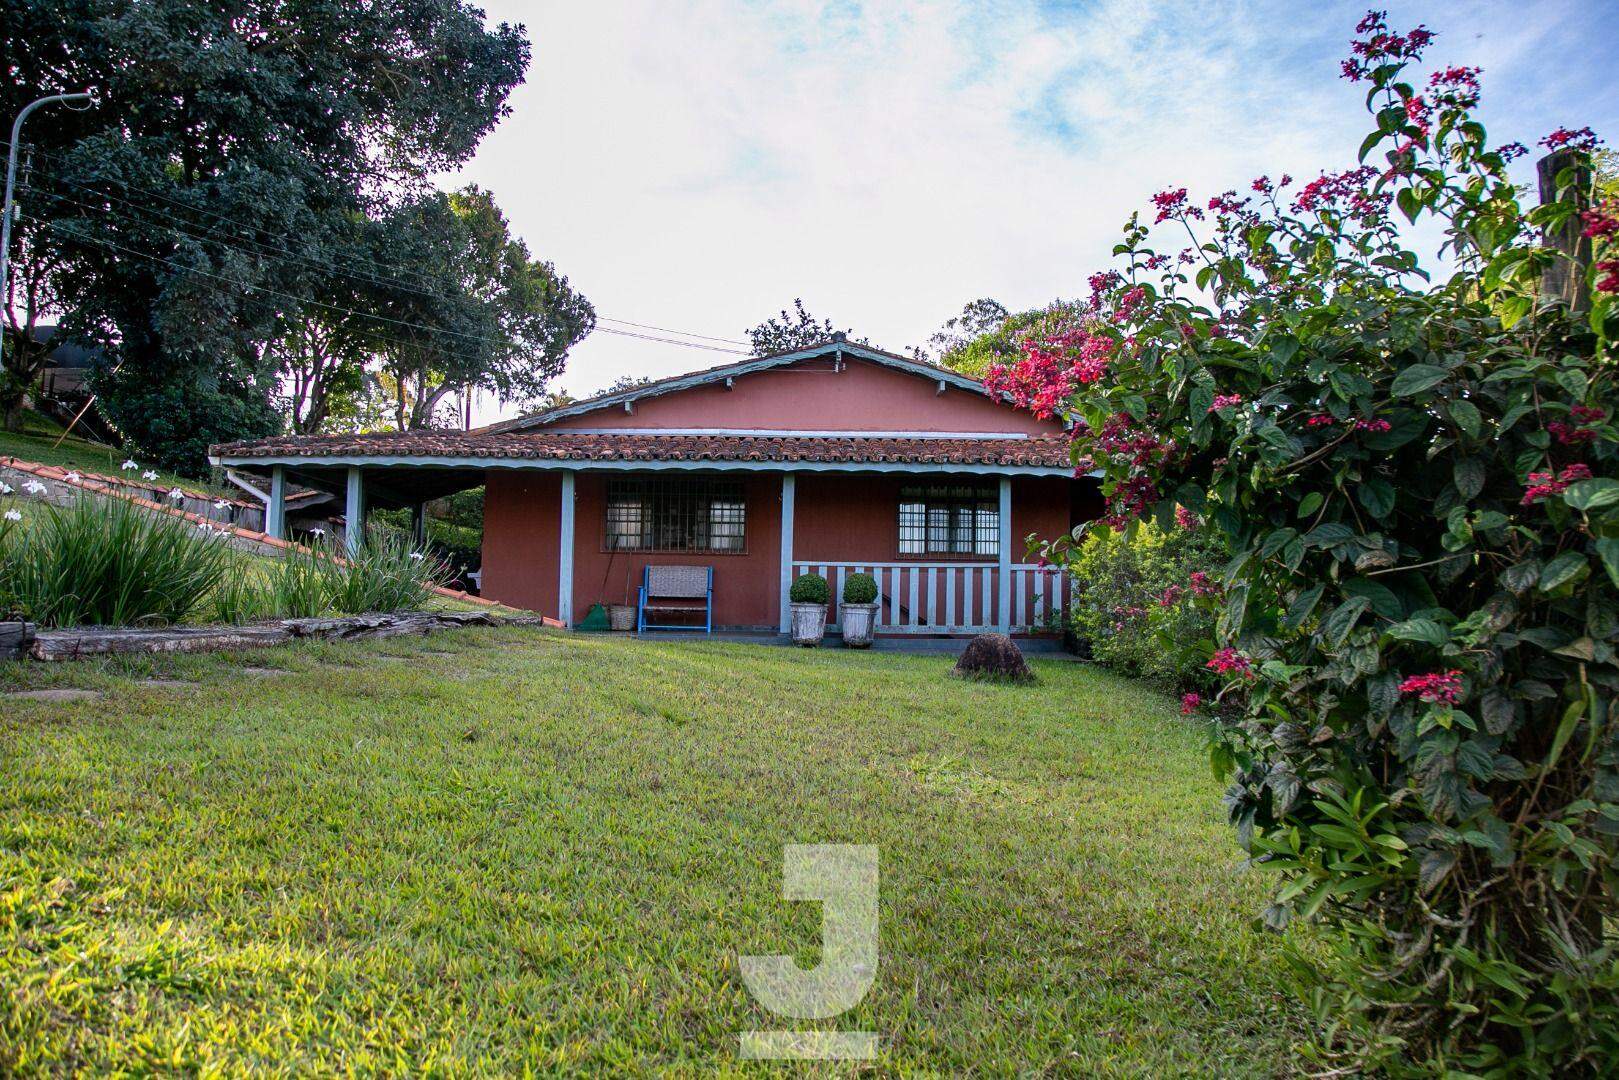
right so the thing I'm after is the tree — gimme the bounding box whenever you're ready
[746,298,867,356]
[0,215,70,431]
[928,298,1087,377]
[990,14,1618,1072]
[362,187,594,430]
[2,0,530,471]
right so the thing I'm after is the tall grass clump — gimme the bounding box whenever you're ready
[316,529,449,614]
[206,549,279,625]
[268,539,335,618]
[0,494,233,627]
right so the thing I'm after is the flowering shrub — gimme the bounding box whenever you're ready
[1065,521,1224,690]
[994,12,1619,1073]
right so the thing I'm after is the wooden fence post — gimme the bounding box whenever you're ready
[1536,147,1593,314]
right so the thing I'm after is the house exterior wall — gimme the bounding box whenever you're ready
[543,357,1061,436]
[480,468,1095,628]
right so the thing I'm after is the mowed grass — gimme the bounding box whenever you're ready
[1,631,1307,1074]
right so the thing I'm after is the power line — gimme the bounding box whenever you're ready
[9,143,751,349]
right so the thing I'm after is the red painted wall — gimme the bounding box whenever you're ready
[481,468,1094,627]
[544,357,1061,436]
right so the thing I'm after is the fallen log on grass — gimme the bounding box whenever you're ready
[26,611,545,661]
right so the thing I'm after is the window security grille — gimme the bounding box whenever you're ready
[897,485,998,556]
[605,478,746,553]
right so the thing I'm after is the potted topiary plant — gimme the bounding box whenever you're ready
[839,572,879,648]
[788,572,829,646]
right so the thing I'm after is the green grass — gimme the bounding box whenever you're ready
[0,410,236,499]
[0,632,1308,1074]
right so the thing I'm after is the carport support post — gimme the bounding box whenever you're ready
[558,470,576,627]
[410,502,427,547]
[344,467,364,553]
[266,465,286,540]
[778,472,796,635]
[997,477,1012,634]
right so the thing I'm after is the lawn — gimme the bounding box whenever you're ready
[0,410,237,500]
[1,630,1307,1074]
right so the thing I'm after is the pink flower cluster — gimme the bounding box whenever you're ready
[1292,166,1387,219]
[1174,505,1202,530]
[1547,420,1597,445]
[1521,462,1592,505]
[1340,11,1433,81]
[1427,65,1481,109]
[1580,202,1617,240]
[1599,260,1619,295]
[1209,393,1244,412]
[1152,187,1202,224]
[1206,648,1254,678]
[1101,475,1161,530]
[1251,174,1292,195]
[1180,692,1201,715]
[984,348,1075,420]
[1158,584,1184,607]
[1495,141,1529,162]
[1188,571,1222,598]
[1540,127,1601,153]
[1398,670,1463,705]
[1306,414,1336,428]
[1356,418,1392,433]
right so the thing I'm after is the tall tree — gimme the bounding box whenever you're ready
[2,0,529,472]
[930,298,1087,378]
[362,187,594,430]
[746,298,867,356]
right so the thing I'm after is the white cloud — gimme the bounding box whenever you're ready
[446,0,1619,421]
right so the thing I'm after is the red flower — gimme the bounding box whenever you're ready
[1174,505,1202,531]
[1209,393,1244,412]
[1597,259,1619,295]
[1495,141,1529,161]
[1158,584,1185,608]
[1152,187,1201,224]
[1539,127,1601,153]
[1427,66,1481,109]
[1547,420,1596,445]
[1189,571,1222,598]
[1356,418,1392,433]
[1521,463,1594,504]
[1581,206,1617,240]
[1306,415,1336,427]
[1206,648,1254,678]
[1399,670,1463,705]
[1180,692,1202,715]
[1570,405,1607,423]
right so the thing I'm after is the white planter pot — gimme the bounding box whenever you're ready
[790,602,828,646]
[840,602,879,648]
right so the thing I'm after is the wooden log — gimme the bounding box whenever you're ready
[1,620,37,659]
[1537,148,1593,313]
[31,624,292,661]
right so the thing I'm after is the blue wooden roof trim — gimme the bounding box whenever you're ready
[480,341,1007,435]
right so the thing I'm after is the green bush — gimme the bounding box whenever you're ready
[789,573,828,605]
[993,13,1619,1071]
[842,572,878,604]
[1066,521,1224,689]
[0,492,233,627]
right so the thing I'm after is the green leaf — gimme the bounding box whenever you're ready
[1358,477,1396,518]
[1305,523,1355,548]
[1284,584,1325,630]
[1453,458,1486,501]
[1539,551,1589,592]
[1297,492,1324,519]
[1564,478,1619,512]
[1397,186,1421,224]
[1344,576,1403,620]
[1388,618,1448,646]
[1447,399,1482,438]
[1323,596,1371,645]
[1390,364,1449,397]
[1419,847,1459,892]
[1596,538,1619,588]
[1545,699,1586,773]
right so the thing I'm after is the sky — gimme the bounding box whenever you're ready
[444,0,1619,423]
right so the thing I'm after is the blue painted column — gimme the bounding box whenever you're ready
[778,472,796,634]
[559,470,576,627]
[266,464,286,540]
[345,466,364,553]
[997,476,1012,634]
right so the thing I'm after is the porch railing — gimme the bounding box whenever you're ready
[790,561,1067,634]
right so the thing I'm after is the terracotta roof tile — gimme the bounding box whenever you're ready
[212,432,1074,469]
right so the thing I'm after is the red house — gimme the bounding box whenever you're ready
[213,339,1100,638]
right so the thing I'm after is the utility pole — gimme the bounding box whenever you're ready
[1,90,96,370]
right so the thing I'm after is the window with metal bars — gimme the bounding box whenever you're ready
[897,485,999,556]
[605,478,747,553]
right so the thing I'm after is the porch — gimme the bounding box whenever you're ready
[790,561,1066,636]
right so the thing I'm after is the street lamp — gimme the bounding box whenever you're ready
[0,90,96,369]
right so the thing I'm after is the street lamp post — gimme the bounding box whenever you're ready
[0,90,95,369]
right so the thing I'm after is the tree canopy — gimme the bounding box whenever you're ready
[3,0,531,469]
[746,299,867,356]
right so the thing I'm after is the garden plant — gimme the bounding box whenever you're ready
[988,12,1618,1073]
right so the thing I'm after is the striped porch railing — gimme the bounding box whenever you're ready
[790,561,1067,634]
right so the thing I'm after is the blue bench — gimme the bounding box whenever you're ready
[636,565,713,634]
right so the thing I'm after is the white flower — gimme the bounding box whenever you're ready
[142,470,159,481]
[213,499,229,510]
[409,552,425,562]
[122,459,138,471]
[3,509,20,522]
[167,488,185,501]
[311,527,325,537]
[64,471,81,483]
[22,480,46,495]
[0,482,11,495]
